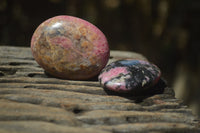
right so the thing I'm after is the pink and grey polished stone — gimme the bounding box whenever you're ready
[98,59,161,93]
[31,15,109,80]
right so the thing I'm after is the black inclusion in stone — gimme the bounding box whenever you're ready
[125,64,155,91]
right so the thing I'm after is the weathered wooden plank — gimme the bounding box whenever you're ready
[0,121,109,133]
[95,123,200,133]
[0,46,200,133]
[0,95,188,115]
[76,110,197,125]
[0,99,79,125]
[0,82,105,95]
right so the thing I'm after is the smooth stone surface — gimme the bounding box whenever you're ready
[98,59,161,93]
[31,15,109,80]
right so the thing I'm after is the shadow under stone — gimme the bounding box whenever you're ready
[103,78,167,103]
[44,70,99,81]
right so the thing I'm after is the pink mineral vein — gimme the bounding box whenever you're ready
[99,67,129,84]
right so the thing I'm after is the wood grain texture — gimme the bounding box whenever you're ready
[0,46,199,133]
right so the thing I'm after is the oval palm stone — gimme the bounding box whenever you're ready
[31,15,109,80]
[98,59,161,92]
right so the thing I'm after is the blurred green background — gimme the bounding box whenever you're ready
[0,0,200,116]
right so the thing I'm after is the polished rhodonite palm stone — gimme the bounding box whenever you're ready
[31,15,109,80]
[98,59,161,92]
